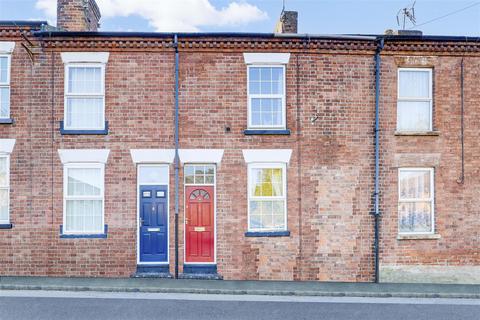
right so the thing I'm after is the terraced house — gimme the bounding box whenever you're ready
[0,0,478,284]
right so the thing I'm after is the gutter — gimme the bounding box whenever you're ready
[373,36,384,283]
[31,30,377,41]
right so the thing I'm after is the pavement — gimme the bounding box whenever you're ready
[0,276,479,299]
[0,290,479,320]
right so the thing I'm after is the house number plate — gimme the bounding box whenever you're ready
[194,227,206,232]
[147,228,160,232]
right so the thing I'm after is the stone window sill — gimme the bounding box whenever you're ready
[394,131,440,136]
[60,224,108,238]
[0,223,13,229]
[244,129,291,135]
[0,118,14,124]
[60,121,109,135]
[397,233,441,240]
[245,230,290,237]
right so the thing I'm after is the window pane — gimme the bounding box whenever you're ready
[399,70,430,98]
[251,168,283,197]
[68,66,102,94]
[399,201,432,233]
[66,97,103,129]
[0,157,7,186]
[249,199,285,230]
[65,199,102,232]
[397,101,430,131]
[67,168,102,196]
[0,57,7,83]
[399,170,431,199]
[249,67,260,81]
[0,189,8,222]
[250,98,283,127]
[0,87,10,118]
[139,166,168,184]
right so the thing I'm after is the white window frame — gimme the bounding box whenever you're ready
[0,154,10,224]
[247,64,286,130]
[0,54,12,119]
[397,68,433,132]
[63,162,105,234]
[247,162,287,232]
[64,63,106,130]
[398,167,435,235]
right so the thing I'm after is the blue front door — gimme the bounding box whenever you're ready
[139,185,168,263]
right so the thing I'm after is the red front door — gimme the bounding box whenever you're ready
[185,186,215,263]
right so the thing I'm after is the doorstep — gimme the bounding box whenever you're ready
[132,265,173,278]
[180,264,223,280]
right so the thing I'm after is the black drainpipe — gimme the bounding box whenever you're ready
[173,34,180,279]
[373,37,384,283]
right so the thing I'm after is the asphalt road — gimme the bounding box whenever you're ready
[0,291,479,320]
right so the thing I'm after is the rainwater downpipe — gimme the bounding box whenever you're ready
[373,37,384,283]
[174,34,180,279]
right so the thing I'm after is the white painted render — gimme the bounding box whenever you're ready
[130,149,175,164]
[0,139,15,154]
[243,53,291,64]
[0,42,15,53]
[178,149,224,164]
[61,52,110,64]
[58,149,110,164]
[242,149,292,164]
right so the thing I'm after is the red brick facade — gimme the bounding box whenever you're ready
[0,22,478,282]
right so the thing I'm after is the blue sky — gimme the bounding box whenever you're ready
[0,0,479,35]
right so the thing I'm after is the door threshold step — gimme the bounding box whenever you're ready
[178,273,223,280]
[131,272,173,278]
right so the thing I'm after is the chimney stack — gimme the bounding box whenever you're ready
[57,0,101,31]
[275,11,298,34]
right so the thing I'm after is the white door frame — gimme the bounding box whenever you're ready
[136,163,170,265]
[183,163,217,265]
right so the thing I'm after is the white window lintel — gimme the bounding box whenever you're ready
[0,139,15,154]
[179,149,224,165]
[243,53,290,65]
[58,149,110,164]
[130,149,175,164]
[61,52,110,64]
[0,42,15,54]
[242,149,292,164]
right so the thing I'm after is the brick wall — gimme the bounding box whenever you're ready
[0,29,478,282]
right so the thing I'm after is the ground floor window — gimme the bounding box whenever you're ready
[398,168,434,234]
[63,163,105,234]
[248,163,287,231]
[0,155,10,223]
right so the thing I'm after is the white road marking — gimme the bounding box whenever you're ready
[0,290,478,305]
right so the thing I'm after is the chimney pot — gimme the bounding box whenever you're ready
[275,11,298,34]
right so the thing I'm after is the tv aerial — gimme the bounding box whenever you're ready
[397,1,417,29]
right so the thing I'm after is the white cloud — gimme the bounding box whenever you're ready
[35,0,268,32]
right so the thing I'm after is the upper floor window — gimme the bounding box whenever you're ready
[243,53,290,131]
[397,68,432,132]
[61,52,109,133]
[0,42,14,120]
[248,66,285,129]
[398,168,434,234]
[65,64,105,130]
